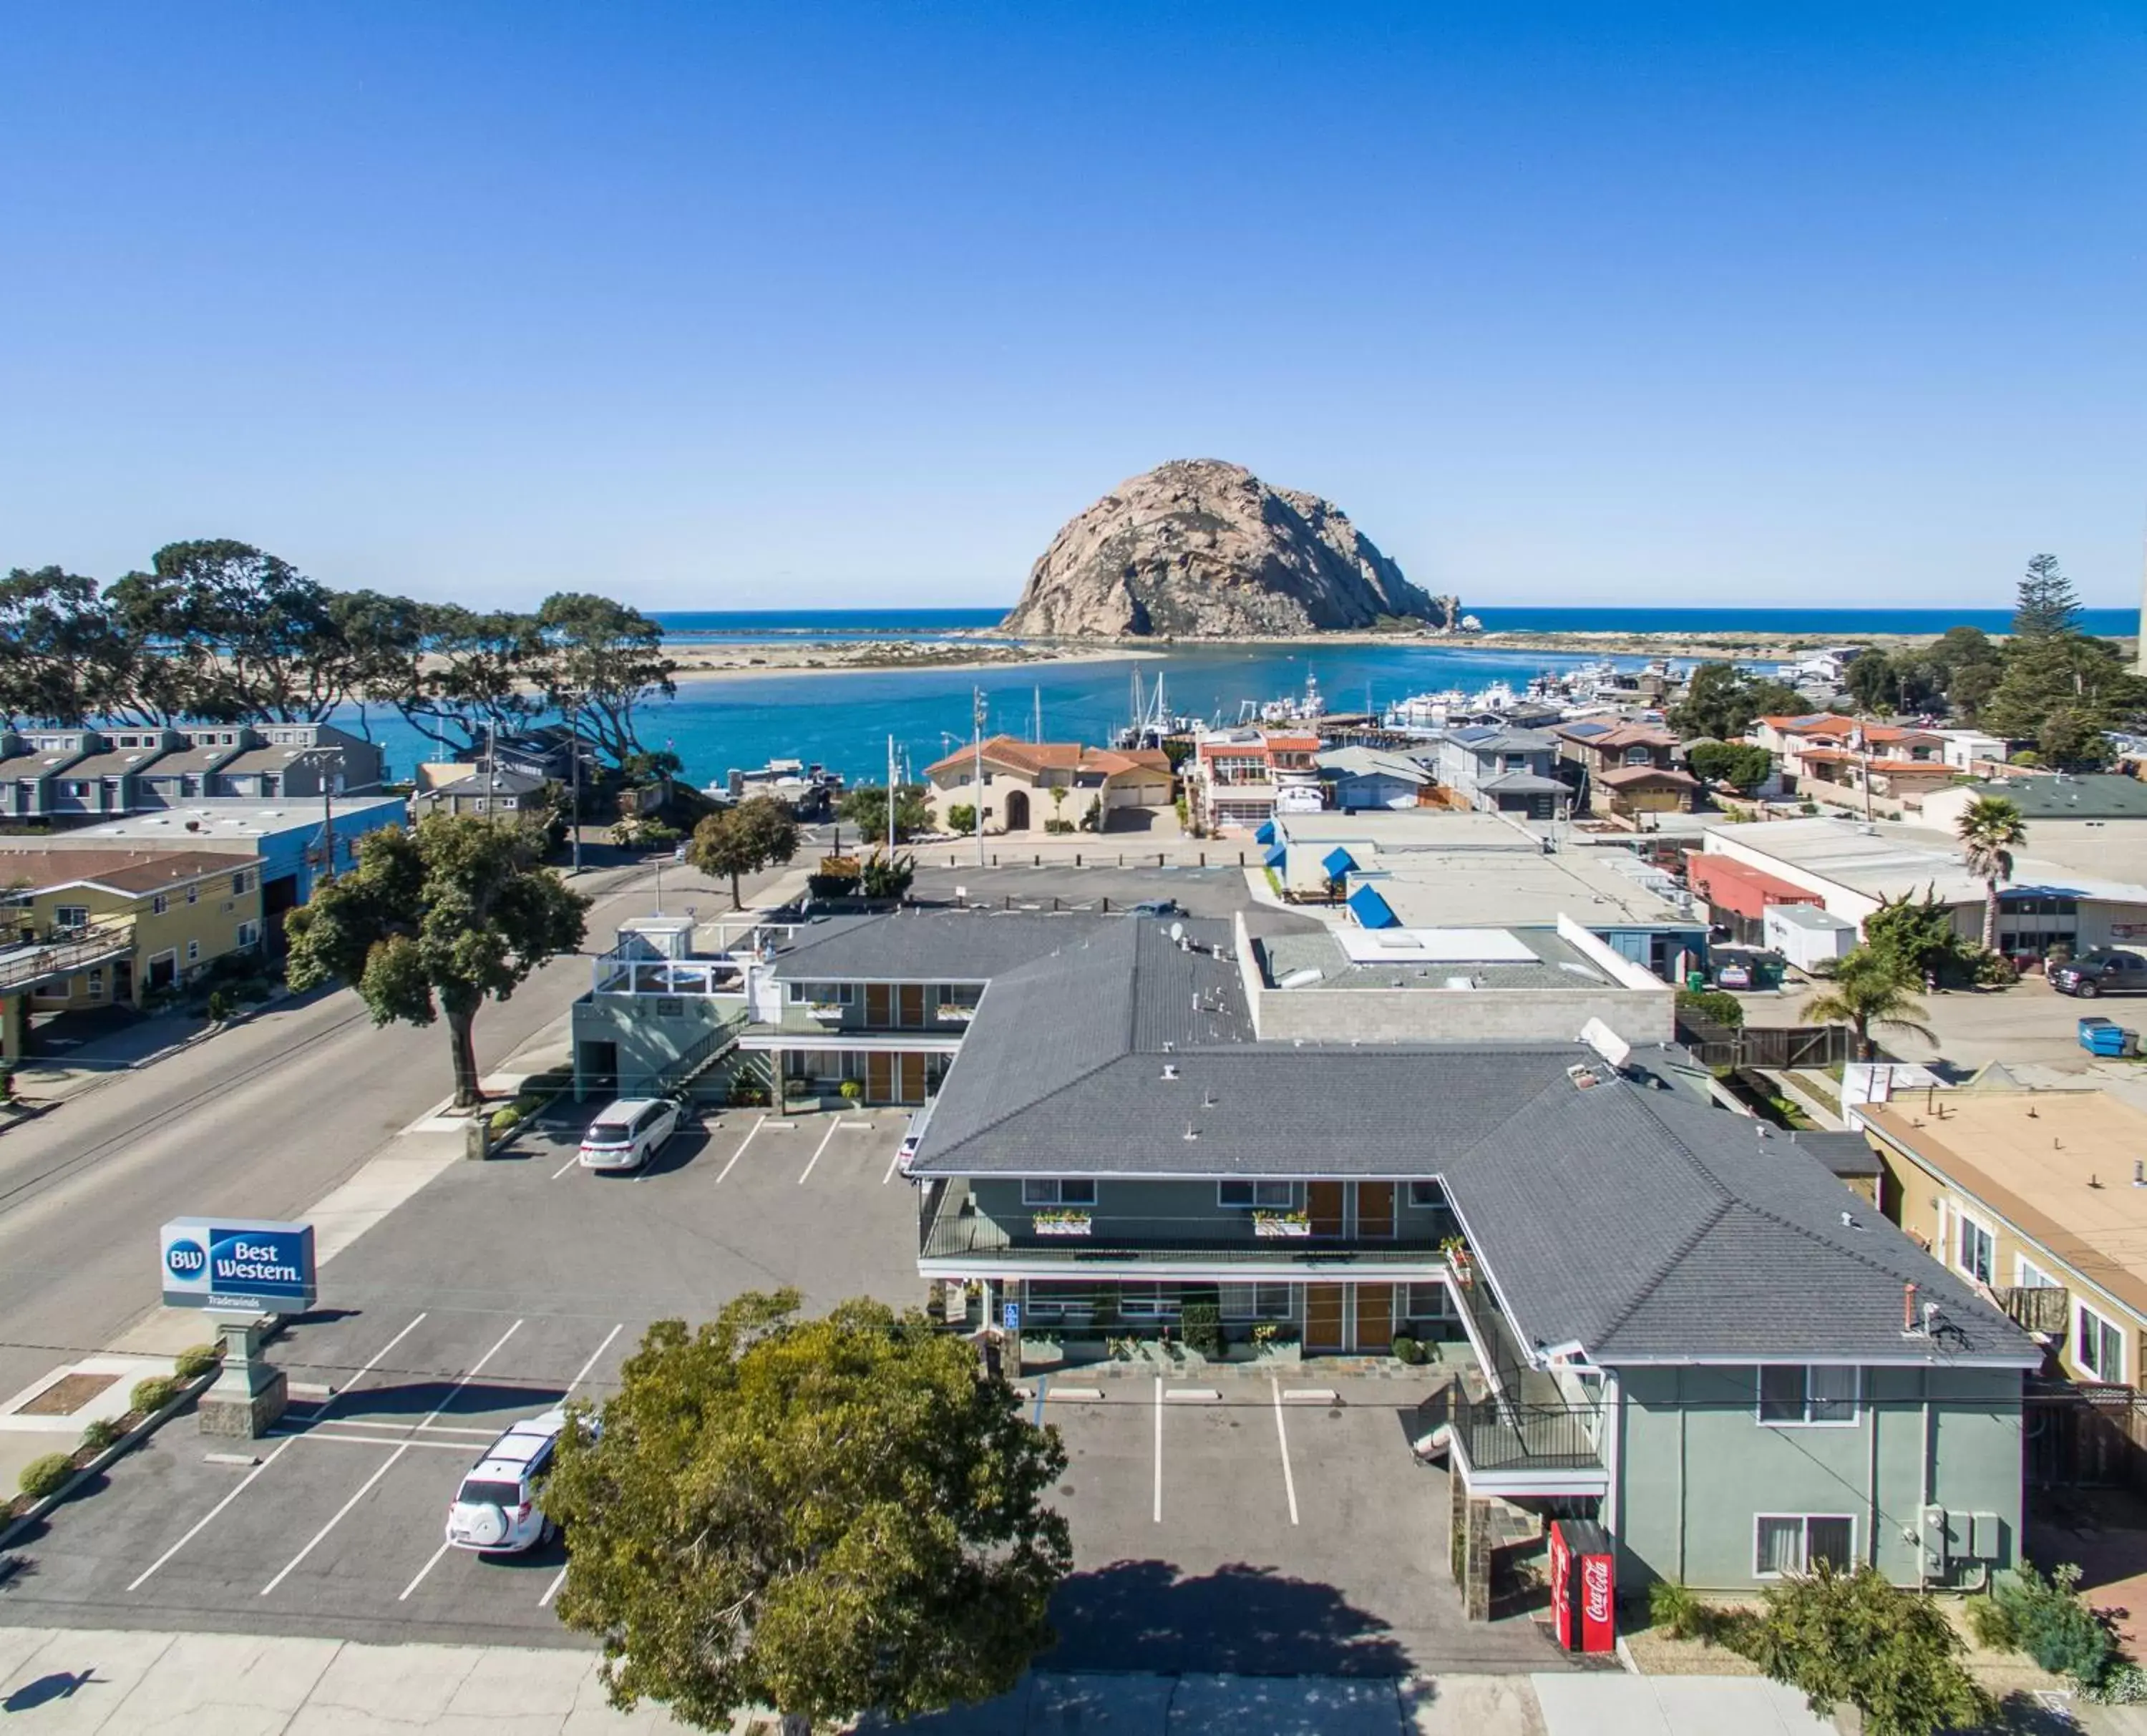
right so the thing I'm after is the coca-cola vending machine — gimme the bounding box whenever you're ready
[1547,1518,1616,1654]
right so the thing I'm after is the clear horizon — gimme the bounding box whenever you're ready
[4,4,2143,612]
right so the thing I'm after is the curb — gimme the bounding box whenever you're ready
[0,1367,220,1551]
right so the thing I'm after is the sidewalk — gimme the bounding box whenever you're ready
[0,1628,1844,1734]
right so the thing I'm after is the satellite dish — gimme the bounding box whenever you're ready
[1169,922,1185,944]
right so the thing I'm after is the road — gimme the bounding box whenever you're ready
[0,848,808,1405]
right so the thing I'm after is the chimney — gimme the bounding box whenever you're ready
[1903,1280,1919,1334]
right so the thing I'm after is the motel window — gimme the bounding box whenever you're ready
[1755,1515,1856,1578]
[238,921,261,948]
[2017,1257,2060,1289]
[1021,1179,1096,1207]
[2078,1303,2128,1385]
[786,981,856,1005]
[1117,1283,1179,1321]
[1217,1284,1293,1320]
[232,872,250,894]
[1757,1365,1859,1426]
[87,968,104,999]
[185,940,200,964]
[1217,1180,1295,1209]
[185,882,198,904]
[152,894,168,916]
[1407,1181,1446,1209]
[1021,1282,1095,1324]
[55,905,89,930]
[1956,1213,1995,1287]
[1406,1282,1456,1320]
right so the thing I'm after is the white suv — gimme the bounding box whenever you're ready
[444,1408,588,1554]
[578,1098,682,1171]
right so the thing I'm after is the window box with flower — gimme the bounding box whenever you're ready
[1253,1209,1313,1239]
[1031,1209,1093,1237]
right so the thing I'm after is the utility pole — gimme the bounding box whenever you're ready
[973,687,986,867]
[566,698,583,876]
[886,733,897,854]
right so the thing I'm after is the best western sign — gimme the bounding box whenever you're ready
[160,1217,317,1315]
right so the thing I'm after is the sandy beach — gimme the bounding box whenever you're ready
[663,638,1162,683]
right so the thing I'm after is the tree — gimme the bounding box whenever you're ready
[1671,664,1806,741]
[860,849,915,901]
[536,592,678,770]
[1685,741,1774,792]
[947,803,976,834]
[544,1290,1072,1734]
[1801,952,1937,1061]
[1863,888,1971,985]
[1739,1562,1992,1736]
[284,815,590,1108]
[688,796,799,910]
[1844,652,1901,718]
[1956,796,2026,954]
[837,783,932,844]
[2013,553,2082,638]
[0,567,130,727]
[1980,633,2146,761]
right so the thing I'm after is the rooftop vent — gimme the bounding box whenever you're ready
[1161,1063,1179,1081]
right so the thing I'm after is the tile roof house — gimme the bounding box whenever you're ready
[921,736,1171,836]
[1553,723,1700,820]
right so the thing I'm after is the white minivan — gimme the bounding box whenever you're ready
[578,1098,681,1171]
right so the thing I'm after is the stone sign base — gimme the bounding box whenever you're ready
[197,1317,288,1439]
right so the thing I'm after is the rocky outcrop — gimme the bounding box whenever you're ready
[1001,459,1451,638]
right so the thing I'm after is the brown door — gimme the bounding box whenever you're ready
[865,1052,894,1103]
[1357,1181,1396,1239]
[1307,1181,1345,1238]
[1355,1284,1395,1352]
[1305,1284,1345,1352]
[865,983,892,1025]
[899,1052,927,1103]
[898,984,925,1028]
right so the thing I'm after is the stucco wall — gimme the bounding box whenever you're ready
[573,995,745,1097]
[1613,1363,2023,1591]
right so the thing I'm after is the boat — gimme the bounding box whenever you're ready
[1111,669,1199,750]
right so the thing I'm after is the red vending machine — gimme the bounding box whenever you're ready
[1547,1518,1617,1654]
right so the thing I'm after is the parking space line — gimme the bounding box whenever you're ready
[882,1145,903,1184]
[397,1538,454,1601]
[716,1116,766,1183]
[324,1312,433,1414]
[799,1120,839,1184]
[126,1439,296,1590]
[268,1431,474,1450]
[551,1154,580,1180]
[568,1323,623,1393]
[539,1565,568,1609]
[1152,1376,1162,1524]
[261,1319,524,1597]
[1271,1377,1300,1526]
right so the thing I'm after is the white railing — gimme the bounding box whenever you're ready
[591,957,745,998]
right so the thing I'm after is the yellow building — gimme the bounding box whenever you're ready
[1,848,266,1018]
[1859,1086,2147,1390]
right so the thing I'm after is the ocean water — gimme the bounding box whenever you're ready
[339,603,2138,789]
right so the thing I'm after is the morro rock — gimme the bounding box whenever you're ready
[1001,459,1450,638]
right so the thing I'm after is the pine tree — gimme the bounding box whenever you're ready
[2012,554,2082,638]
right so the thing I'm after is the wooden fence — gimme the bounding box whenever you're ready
[1675,1012,1866,1071]
[2025,1383,2147,1493]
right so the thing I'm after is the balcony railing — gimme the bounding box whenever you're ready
[0,921,133,995]
[592,957,744,998]
[919,1186,1459,1264]
[1418,1385,1603,1475]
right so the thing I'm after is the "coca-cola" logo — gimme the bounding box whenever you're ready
[1582,1556,1612,1625]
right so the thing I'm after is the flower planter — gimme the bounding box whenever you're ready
[1032,1215,1093,1237]
[1254,1216,1313,1239]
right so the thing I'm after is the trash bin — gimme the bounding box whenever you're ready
[1685,970,1707,993]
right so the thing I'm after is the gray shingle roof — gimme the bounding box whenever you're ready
[768,910,1120,983]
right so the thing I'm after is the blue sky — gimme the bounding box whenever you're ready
[2,3,2142,611]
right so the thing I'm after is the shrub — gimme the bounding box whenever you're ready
[726,1076,770,1108]
[1964,1594,2015,1651]
[79,1417,123,1453]
[173,1344,222,1380]
[18,1452,74,1499]
[1043,819,1076,834]
[488,1106,522,1135]
[1974,950,2020,988]
[1678,988,1745,1028]
[1179,1302,1224,1359]
[205,988,233,1022]
[1993,1562,2115,1688]
[1650,1579,1708,1641]
[2086,1663,2147,1705]
[839,1080,864,1102]
[130,1375,182,1415]
[947,804,976,834]
[1389,1334,1422,1365]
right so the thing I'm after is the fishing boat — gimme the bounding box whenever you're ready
[1110,668,1199,750]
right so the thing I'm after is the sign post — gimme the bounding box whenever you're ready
[160,1217,316,1438]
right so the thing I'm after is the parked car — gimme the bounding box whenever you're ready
[897,1101,935,1175]
[2052,949,2147,999]
[578,1098,682,1170]
[1126,898,1182,917]
[443,1408,591,1554]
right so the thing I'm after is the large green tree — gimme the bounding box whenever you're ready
[0,567,130,727]
[1956,794,2026,954]
[1980,633,2145,764]
[545,1291,1072,1734]
[837,782,933,844]
[1671,663,1806,741]
[1684,740,1774,792]
[536,592,678,769]
[688,796,800,910]
[1843,653,1901,717]
[284,814,590,1107]
[2012,552,2083,638]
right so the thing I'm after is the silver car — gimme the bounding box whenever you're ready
[444,1408,585,1554]
[578,1098,681,1171]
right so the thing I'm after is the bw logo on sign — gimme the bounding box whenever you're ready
[165,1241,208,1278]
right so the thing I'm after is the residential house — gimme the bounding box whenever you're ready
[1553,722,1700,820]
[1917,773,2147,834]
[0,730,99,819]
[1418,726,1567,819]
[409,766,550,821]
[1854,1085,2147,1390]
[1312,746,1432,812]
[1747,715,1950,816]
[1929,730,2010,776]
[205,723,384,800]
[902,912,2035,1601]
[455,725,600,788]
[1,723,383,821]
[920,737,1171,835]
[1,848,266,1012]
[1185,728,1322,834]
[1699,816,2147,963]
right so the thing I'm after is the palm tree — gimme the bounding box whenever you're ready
[1956,795,2026,955]
[1802,953,1938,1062]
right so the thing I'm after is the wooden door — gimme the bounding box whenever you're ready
[1357,1181,1396,1239]
[1305,1284,1345,1353]
[898,984,926,1028]
[1307,1181,1345,1238]
[865,983,892,1025]
[899,1053,927,1103]
[865,1052,894,1103]
[1355,1284,1394,1352]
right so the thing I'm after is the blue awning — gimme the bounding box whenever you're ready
[1348,883,1399,929]
[1321,846,1358,879]
[1263,842,1288,869]
[1255,820,1277,845]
